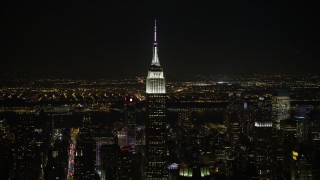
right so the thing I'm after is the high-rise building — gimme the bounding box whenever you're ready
[271,89,290,178]
[14,116,41,180]
[225,96,242,150]
[253,99,273,179]
[177,109,192,137]
[118,147,137,180]
[100,144,120,179]
[125,96,137,149]
[94,128,116,180]
[118,128,127,148]
[145,20,168,179]
[272,89,290,130]
[74,127,97,180]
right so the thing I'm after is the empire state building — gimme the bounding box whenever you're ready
[145,20,168,179]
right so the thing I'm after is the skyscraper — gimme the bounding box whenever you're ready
[145,20,168,179]
[271,89,290,178]
[272,89,290,130]
[253,99,273,179]
[125,95,136,149]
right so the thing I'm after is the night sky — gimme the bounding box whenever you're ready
[1,1,319,77]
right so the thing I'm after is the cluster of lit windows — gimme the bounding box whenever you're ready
[254,122,272,127]
[146,75,166,94]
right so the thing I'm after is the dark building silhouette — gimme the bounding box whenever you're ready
[125,95,137,149]
[74,127,97,180]
[253,99,273,179]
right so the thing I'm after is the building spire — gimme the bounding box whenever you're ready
[151,19,160,66]
[154,19,157,43]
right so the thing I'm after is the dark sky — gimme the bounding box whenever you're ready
[1,1,319,77]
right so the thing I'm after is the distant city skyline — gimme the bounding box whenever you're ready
[1,1,319,76]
